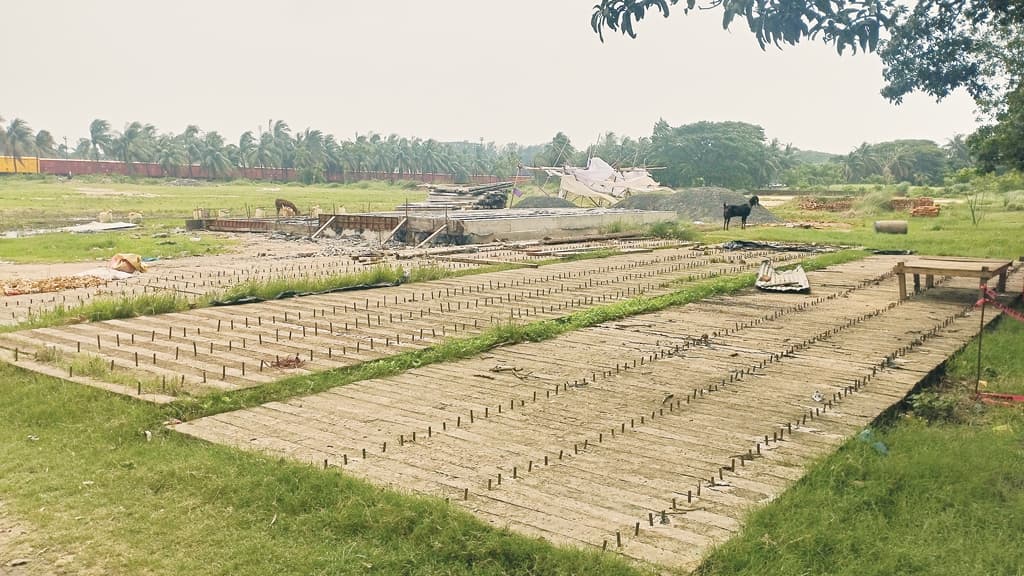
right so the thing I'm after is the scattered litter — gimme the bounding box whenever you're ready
[723,240,834,253]
[812,390,824,402]
[108,253,148,274]
[756,260,810,293]
[144,430,152,442]
[163,418,182,426]
[27,434,39,441]
[7,559,30,567]
[65,221,138,233]
[857,428,889,455]
[271,354,305,369]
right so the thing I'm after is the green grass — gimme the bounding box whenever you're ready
[3,293,192,333]
[695,408,1024,576]
[0,363,648,576]
[0,226,232,263]
[0,175,424,230]
[216,265,408,303]
[946,309,1024,395]
[706,201,1024,259]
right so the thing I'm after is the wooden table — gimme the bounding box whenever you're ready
[894,257,1014,301]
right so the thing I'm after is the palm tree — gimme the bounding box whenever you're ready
[74,138,92,160]
[254,131,276,180]
[183,124,201,178]
[237,131,256,170]
[154,134,185,176]
[34,130,57,157]
[115,121,153,174]
[4,118,35,173]
[944,134,972,171]
[89,119,112,162]
[199,131,233,179]
[270,120,293,178]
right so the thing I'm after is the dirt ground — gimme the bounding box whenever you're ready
[0,502,80,576]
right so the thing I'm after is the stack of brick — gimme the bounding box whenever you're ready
[891,197,935,211]
[910,205,941,217]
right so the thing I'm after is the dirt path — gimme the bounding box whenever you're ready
[172,258,1020,570]
[0,501,80,576]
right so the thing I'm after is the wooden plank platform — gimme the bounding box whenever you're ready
[895,256,1015,300]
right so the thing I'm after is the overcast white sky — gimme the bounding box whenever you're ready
[4,0,978,154]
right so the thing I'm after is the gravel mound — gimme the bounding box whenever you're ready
[512,195,578,209]
[615,187,781,224]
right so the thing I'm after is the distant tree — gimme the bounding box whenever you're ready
[943,135,973,172]
[237,131,256,170]
[199,131,233,179]
[969,84,1024,173]
[114,121,154,174]
[3,118,35,172]
[650,120,777,188]
[88,119,112,162]
[34,130,56,157]
[183,124,201,178]
[155,134,185,177]
[253,131,276,180]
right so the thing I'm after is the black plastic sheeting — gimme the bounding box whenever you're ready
[212,279,404,307]
[721,240,833,253]
[871,249,915,255]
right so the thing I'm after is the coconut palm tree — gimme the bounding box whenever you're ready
[254,131,276,180]
[237,131,256,170]
[115,121,154,174]
[270,120,294,178]
[199,131,233,179]
[89,119,112,162]
[34,130,56,157]
[182,125,203,178]
[4,118,35,172]
[155,134,185,177]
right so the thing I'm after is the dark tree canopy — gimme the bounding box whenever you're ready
[592,0,1023,106]
[969,84,1024,172]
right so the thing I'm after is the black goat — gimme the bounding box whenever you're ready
[723,195,760,230]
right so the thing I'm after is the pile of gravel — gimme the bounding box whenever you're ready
[615,187,781,225]
[512,195,578,209]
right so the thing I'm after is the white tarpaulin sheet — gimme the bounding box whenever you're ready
[549,157,670,205]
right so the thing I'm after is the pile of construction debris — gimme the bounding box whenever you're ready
[3,275,109,296]
[798,197,854,211]
[407,182,515,210]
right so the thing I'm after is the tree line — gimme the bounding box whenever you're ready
[0,117,528,182]
[0,114,992,188]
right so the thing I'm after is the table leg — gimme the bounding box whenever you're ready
[913,273,921,294]
[925,274,934,289]
[898,273,907,301]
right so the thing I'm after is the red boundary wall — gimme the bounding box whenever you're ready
[33,158,517,186]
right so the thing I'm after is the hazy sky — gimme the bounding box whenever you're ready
[5,0,978,154]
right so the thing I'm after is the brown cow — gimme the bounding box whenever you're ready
[275,198,300,217]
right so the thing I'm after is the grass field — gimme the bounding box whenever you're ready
[0,175,425,230]
[1,177,1023,574]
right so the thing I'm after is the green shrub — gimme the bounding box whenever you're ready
[648,220,699,241]
[908,390,964,423]
[856,189,895,214]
